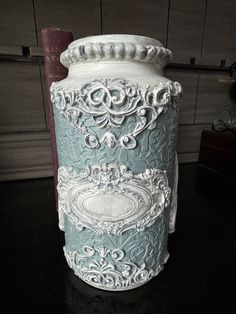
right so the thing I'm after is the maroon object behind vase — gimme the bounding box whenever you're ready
[199,130,236,177]
[42,27,73,207]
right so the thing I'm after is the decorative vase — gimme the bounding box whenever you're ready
[50,34,182,291]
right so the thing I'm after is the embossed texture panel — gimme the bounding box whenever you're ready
[63,214,169,291]
[51,78,180,151]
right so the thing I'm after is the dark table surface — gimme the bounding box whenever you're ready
[1,164,235,314]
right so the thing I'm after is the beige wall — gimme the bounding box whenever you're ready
[0,0,235,181]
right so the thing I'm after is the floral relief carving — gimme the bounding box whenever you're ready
[64,245,169,291]
[51,78,182,149]
[57,163,171,235]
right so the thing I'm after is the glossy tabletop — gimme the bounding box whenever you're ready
[1,164,235,314]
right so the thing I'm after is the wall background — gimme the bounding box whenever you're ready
[0,0,235,181]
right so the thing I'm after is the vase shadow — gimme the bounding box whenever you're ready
[65,269,170,314]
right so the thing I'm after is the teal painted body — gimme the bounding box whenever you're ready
[50,34,182,291]
[52,86,179,289]
[54,102,177,178]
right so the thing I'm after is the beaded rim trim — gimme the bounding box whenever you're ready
[60,42,172,68]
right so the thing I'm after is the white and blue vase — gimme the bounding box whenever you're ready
[50,34,182,291]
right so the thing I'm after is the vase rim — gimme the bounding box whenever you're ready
[60,34,172,69]
[69,34,163,48]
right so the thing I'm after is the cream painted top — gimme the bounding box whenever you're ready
[60,34,172,69]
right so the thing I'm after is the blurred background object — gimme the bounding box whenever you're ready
[212,109,236,132]
[199,61,236,177]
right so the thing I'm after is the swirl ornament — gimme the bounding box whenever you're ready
[50,78,182,150]
[64,245,169,291]
[57,163,171,235]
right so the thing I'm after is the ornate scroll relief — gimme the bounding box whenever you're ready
[57,163,171,235]
[64,245,168,291]
[50,78,182,149]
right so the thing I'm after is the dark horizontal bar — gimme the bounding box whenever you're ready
[166,62,230,72]
[0,54,44,64]
[0,54,230,72]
